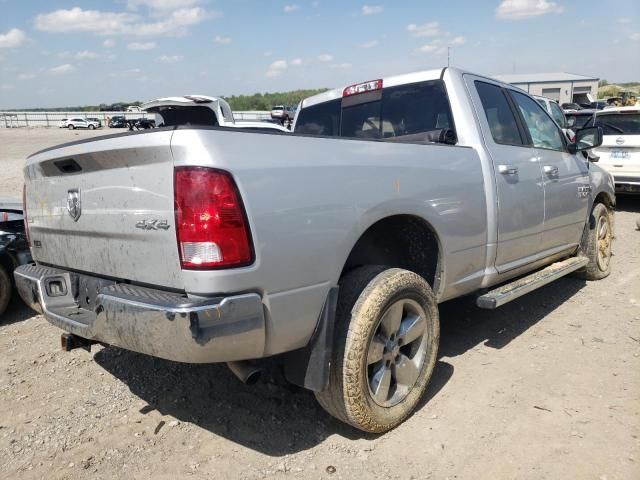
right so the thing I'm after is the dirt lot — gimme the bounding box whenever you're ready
[1,128,639,480]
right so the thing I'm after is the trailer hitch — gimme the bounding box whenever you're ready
[60,333,98,352]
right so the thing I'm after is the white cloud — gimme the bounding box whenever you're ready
[290,58,303,65]
[357,40,378,48]
[214,35,232,44]
[283,5,299,13]
[127,0,202,10]
[103,39,116,48]
[0,28,27,48]
[417,44,439,53]
[75,50,99,59]
[496,0,563,20]
[1,83,15,90]
[266,59,288,77]
[18,73,36,80]
[450,36,466,45]
[49,64,75,75]
[128,41,156,50]
[407,22,440,38]
[317,53,333,62]
[159,54,182,62]
[35,7,217,37]
[330,63,352,69]
[361,5,383,15]
[617,18,631,24]
[630,32,640,41]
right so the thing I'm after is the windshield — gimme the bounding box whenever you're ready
[295,79,456,144]
[566,114,594,130]
[595,113,640,135]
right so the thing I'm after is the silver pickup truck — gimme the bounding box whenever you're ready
[15,67,615,433]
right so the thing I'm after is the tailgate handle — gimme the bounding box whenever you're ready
[54,159,82,174]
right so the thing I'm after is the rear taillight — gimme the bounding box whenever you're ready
[23,184,30,246]
[174,167,253,269]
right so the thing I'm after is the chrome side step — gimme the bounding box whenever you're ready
[477,256,589,309]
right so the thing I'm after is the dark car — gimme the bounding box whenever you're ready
[135,118,156,129]
[561,103,583,111]
[565,110,596,130]
[0,199,32,316]
[589,101,608,110]
[108,116,128,128]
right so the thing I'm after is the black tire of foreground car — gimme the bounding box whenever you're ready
[0,265,11,317]
[315,266,440,433]
[576,202,613,281]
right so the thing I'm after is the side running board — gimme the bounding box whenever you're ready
[477,256,589,309]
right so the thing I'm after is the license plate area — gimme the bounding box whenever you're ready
[73,274,116,310]
[610,150,630,160]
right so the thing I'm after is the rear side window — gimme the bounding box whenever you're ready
[295,99,341,136]
[475,81,524,146]
[595,113,640,135]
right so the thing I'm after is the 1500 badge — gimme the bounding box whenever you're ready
[135,219,170,231]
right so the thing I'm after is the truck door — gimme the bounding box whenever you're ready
[509,90,590,253]
[470,79,545,272]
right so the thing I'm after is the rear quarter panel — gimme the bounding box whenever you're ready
[171,128,488,354]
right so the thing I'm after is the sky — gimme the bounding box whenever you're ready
[0,0,638,109]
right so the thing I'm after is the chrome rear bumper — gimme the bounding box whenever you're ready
[14,264,266,363]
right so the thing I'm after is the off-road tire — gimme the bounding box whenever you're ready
[315,266,439,433]
[576,202,613,280]
[0,265,12,317]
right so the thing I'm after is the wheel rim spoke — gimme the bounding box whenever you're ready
[367,335,385,365]
[393,353,420,387]
[370,365,392,404]
[380,302,403,339]
[397,313,426,346]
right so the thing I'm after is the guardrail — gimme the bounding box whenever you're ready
[0,110,273,127]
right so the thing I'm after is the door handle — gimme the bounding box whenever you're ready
[543,165,559,176]
[498,164,518,175]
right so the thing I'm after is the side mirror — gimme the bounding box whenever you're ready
[568,126,603,156]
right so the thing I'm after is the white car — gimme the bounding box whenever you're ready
[63,118,100,130]
[142,95,235,127]
[58,118,68,128]
[270,105,292,122]
[533,95,572,139]
[590,106,640,193]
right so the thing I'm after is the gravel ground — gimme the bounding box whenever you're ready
[1,128,639,480]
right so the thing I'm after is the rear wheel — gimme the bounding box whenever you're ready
[68,124,75,130]
[315,266,439,433]
[0,265,11,317]
[88,124,95,130]
[576,202,613,280]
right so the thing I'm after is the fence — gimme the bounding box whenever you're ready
[0,110,272,128]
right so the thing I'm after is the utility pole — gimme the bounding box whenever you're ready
[447,47,450,67]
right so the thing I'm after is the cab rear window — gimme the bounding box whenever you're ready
[295,80,457,144]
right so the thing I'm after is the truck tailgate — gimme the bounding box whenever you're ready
[24,130,184,290]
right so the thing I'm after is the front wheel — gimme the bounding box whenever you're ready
[576,202,613,280]
[315,266,439,433]
[88,124,95,130]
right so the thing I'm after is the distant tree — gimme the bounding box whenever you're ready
[598,79,608,87]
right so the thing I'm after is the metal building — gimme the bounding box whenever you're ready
[493,72,599,105]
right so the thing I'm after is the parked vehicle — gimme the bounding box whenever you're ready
[134,118,156,129]
[533,95,571,138]
[0,199,32,317]
[15,67,615,433]
[562,103,583,111]
[142,95,235,127]
[589,101,608,110]
[86,117,102,128]
[565,109,597,131]
[589,106,640,193]
[126,106,142,112]
[58,118,68,128]
[63,118,99,130]
[270,105,292,122]
[108,116,127,128]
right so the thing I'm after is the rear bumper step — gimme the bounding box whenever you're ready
[13,264,266,363]
[477,256,589,309]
